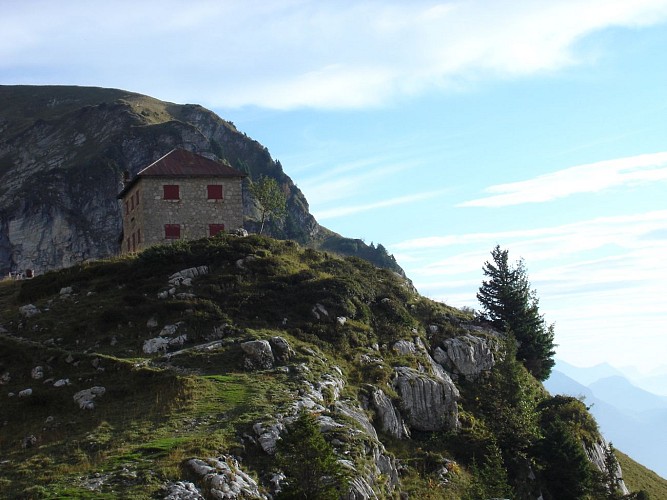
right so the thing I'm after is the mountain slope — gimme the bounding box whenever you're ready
[0,85,401,276]
[0,234,641,498]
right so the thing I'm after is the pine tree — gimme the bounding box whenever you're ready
[275,409,348,499]
[477,245,556,380]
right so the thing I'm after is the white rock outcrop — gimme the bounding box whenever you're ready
[392,367,459,432]
[185,456,266,499]
[241,340,275,370]
[433,334,500,379]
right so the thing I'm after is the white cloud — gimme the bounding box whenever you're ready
[3,0,667,109]
[315,189,448,219]
[460,152,667,207]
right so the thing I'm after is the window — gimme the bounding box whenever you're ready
[130,196,134,211]
[135,191,140,206]
[207,184,223,200]
[163,185,180,200]
[125,202,129,215]
[131,233,136,251]
[137,228,141,244]
[165,224,181,239]
[209,224,225,237]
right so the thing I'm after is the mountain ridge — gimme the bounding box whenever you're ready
[0,84,401,276]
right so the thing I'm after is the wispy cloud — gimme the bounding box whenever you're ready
[459,152,667,207]
[393,209,667,273]
[3,0,667,109]
[315,189,448,220]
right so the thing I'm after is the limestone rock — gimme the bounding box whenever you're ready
[392,367,459,432]
[392,339,417,356]
[168,266,209,287]
[19,304,40,318]
[585,438,629,496]
[268,336,294,363]
[162,481,204,500]
[433,334,500,379]
[252,420,285,455]
[241,340,275,370]
[365,388,410,439]
[185,456,267,499]
[31,366,44,380]
[73,386,105,410]
[18,388,33,398]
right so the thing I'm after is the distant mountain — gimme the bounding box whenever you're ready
[0,85,403,276]
[588,376,667,415]
[554,359,626,385]
[546,367,667,479]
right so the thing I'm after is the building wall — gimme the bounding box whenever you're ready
[120,176,244,254]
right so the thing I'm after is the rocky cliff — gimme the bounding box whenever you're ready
[0,234,635,498]
[0,85,401,276]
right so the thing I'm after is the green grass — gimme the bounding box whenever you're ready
[616,449,667,498]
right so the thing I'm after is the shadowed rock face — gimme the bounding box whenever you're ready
[1,85,369,275]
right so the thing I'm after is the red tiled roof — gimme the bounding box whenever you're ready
[118,149,245,199]
[138,149,245,178]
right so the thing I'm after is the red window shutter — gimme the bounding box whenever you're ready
[209,224,225,237]
[163,185,180,200]
[165,224,181,239]
[207,185,223,200]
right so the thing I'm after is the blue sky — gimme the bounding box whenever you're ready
[3,0,667,371]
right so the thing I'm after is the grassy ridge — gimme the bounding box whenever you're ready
[616,449,667,498]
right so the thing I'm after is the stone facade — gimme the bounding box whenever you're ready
[118,150,245,254]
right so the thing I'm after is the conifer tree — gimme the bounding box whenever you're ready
[477,245,556,380]
[275,409,348,499]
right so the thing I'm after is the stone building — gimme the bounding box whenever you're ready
[117,149,246,254]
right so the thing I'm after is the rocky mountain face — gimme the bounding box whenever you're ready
[0,85,401,276]
[0,235,633,498]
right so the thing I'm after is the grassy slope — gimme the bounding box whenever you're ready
[616,449,667,498]
[2,234,656,499]
[0,235,466,498]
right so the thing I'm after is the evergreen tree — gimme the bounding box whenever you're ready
[477,245,556,380]
[538,418,598,499]
[249,175,287,234]
[275,409,348,499]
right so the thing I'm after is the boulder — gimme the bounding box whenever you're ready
[392,367,459,432]
[73,386,105,410]
[18,388,32,397]
[185,456,267,499]
[433,334,500,379]
[241,340,275,370]
[19,304,40,318]
[268,336,294,363]
[31,366,44,380]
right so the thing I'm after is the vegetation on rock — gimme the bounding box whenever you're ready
[0,234,654,498]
